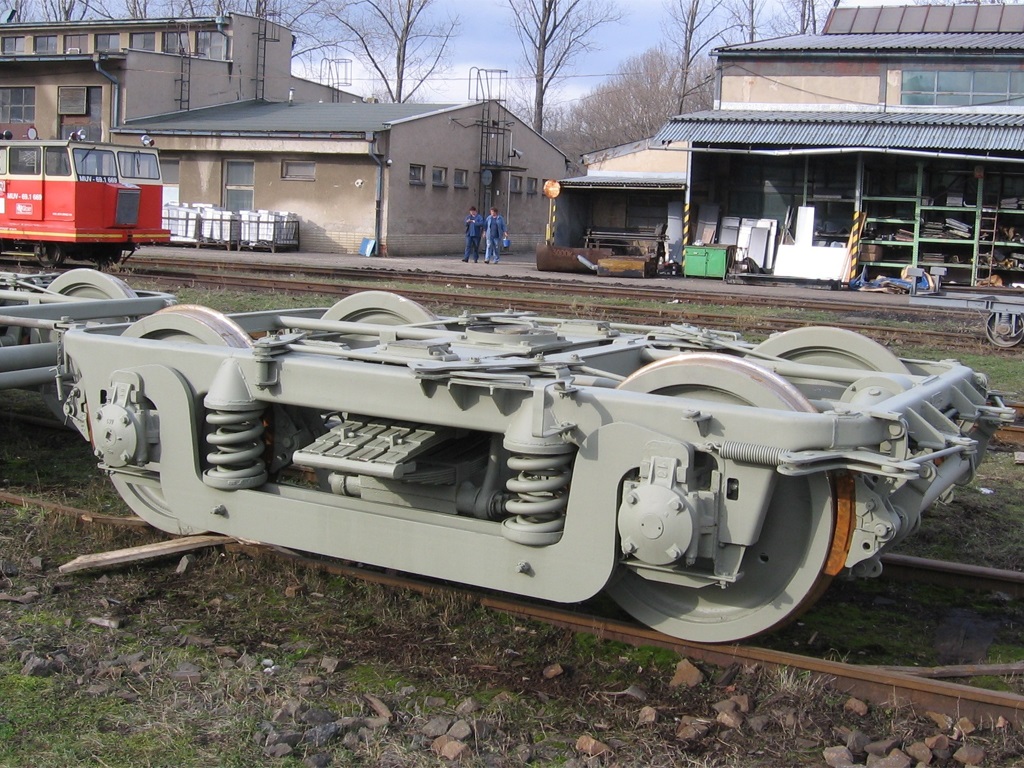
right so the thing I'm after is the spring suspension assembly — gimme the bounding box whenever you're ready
[202,359,269,491]
[501,450,574,546]
[204,406,268,490]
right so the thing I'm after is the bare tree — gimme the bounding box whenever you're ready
[767,0,833,36]
[725,0,770,43]
[328,0,459,103]
[506,0,622,135]
[665,0,729,114]
[547,45,714,174]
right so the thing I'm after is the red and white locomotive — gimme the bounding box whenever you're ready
[0,131,168,268]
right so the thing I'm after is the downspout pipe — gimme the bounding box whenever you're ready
[94,57,120,137]
[367,132,384,256]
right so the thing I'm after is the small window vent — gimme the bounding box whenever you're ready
[58,86,87,115]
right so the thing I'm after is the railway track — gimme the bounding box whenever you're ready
[96,256,997,351]
[2,489,1021,725]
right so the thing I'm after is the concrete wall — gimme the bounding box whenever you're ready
[587,147,688,175]
[384,103,567,257]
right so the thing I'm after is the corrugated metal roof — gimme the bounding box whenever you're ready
[120,100,462,135]
[654,110,1024,153]
[559,175,687,189]
[716,32,1024,55]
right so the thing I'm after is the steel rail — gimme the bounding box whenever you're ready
[2,489,1022,726]
[97,264,990,351]
[123,253,977,320]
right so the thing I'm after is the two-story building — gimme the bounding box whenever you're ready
[0,13,566,256]
[652,3,1024,286]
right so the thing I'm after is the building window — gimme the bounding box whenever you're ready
[454,168,468,188]
[0,87,35,123]
[510,175,523,194]
[195,30,227,59]
[224,160,255,212]
[409,164,425,185]
[94,33,120,52]
[902,69,1024,107]
[527,177,538,195]
[1,36,25,54]
[160,158,180,185]
[63,34,87,53]
[34,35,56,54]
[162,31,188,54]
[282,160,315,180]
[432,166,447,187]
[129,32,155,51]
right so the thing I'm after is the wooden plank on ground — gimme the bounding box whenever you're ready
[59,535,235,574]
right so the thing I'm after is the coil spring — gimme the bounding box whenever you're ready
[203,407,269,490]
[501,452,573,546]
[716,440,786,466]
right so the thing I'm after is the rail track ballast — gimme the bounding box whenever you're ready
[42,289,1010,643]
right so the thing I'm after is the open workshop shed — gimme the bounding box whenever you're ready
[547,3,1024,288]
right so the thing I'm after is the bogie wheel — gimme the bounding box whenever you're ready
[751,326,909,374]
[111,305,254,534]
[607,353,840,643]
[37,243,67,268]
[985,311,1024,348]
[322,290,439,325]
[48,269,138,300]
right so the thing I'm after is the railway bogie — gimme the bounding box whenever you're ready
[53,292,1012,643]
[0,135,168,268]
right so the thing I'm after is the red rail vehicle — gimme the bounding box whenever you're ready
[0,132,169,268]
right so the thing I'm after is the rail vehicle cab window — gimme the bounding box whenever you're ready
[117,150,160,180]
[0,150,6,174]
[44,147,72,177]
[10,147,40,175]
[72,147,117,182]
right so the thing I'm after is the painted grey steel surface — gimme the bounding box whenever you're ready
[58,295,1012,642]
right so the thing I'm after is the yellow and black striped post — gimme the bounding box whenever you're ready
[846,209,865,283]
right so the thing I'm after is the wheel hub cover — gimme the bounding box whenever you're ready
[618,482,695,566]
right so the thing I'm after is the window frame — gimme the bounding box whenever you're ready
[409,163,426,185]
[33,35,56,54]
[282,160,316,180]
[194,30,227,59]
[2,36,25,54]
[527,177,538,195]
[63,33,87,53]
[224,159,255,212]
[453,168,469,188]
[94,33,120,52]
[129,32,155,51]
[432,166,448,187]
[0,86,35,123]
[510,174,523,194]
[162,31,188,55]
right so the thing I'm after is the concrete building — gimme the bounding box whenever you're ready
[0,13,565,256]
[117,99,567,256]
[651,3,1024,287]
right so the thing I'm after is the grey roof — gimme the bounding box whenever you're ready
[559,175,687,189]
[716,32,1024,55]
[654,110,1024,153]
[119,100,462,136]
[824,4,1024,35]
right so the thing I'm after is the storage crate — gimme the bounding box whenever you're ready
[239,210,300,252]
[162,204,201,244]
